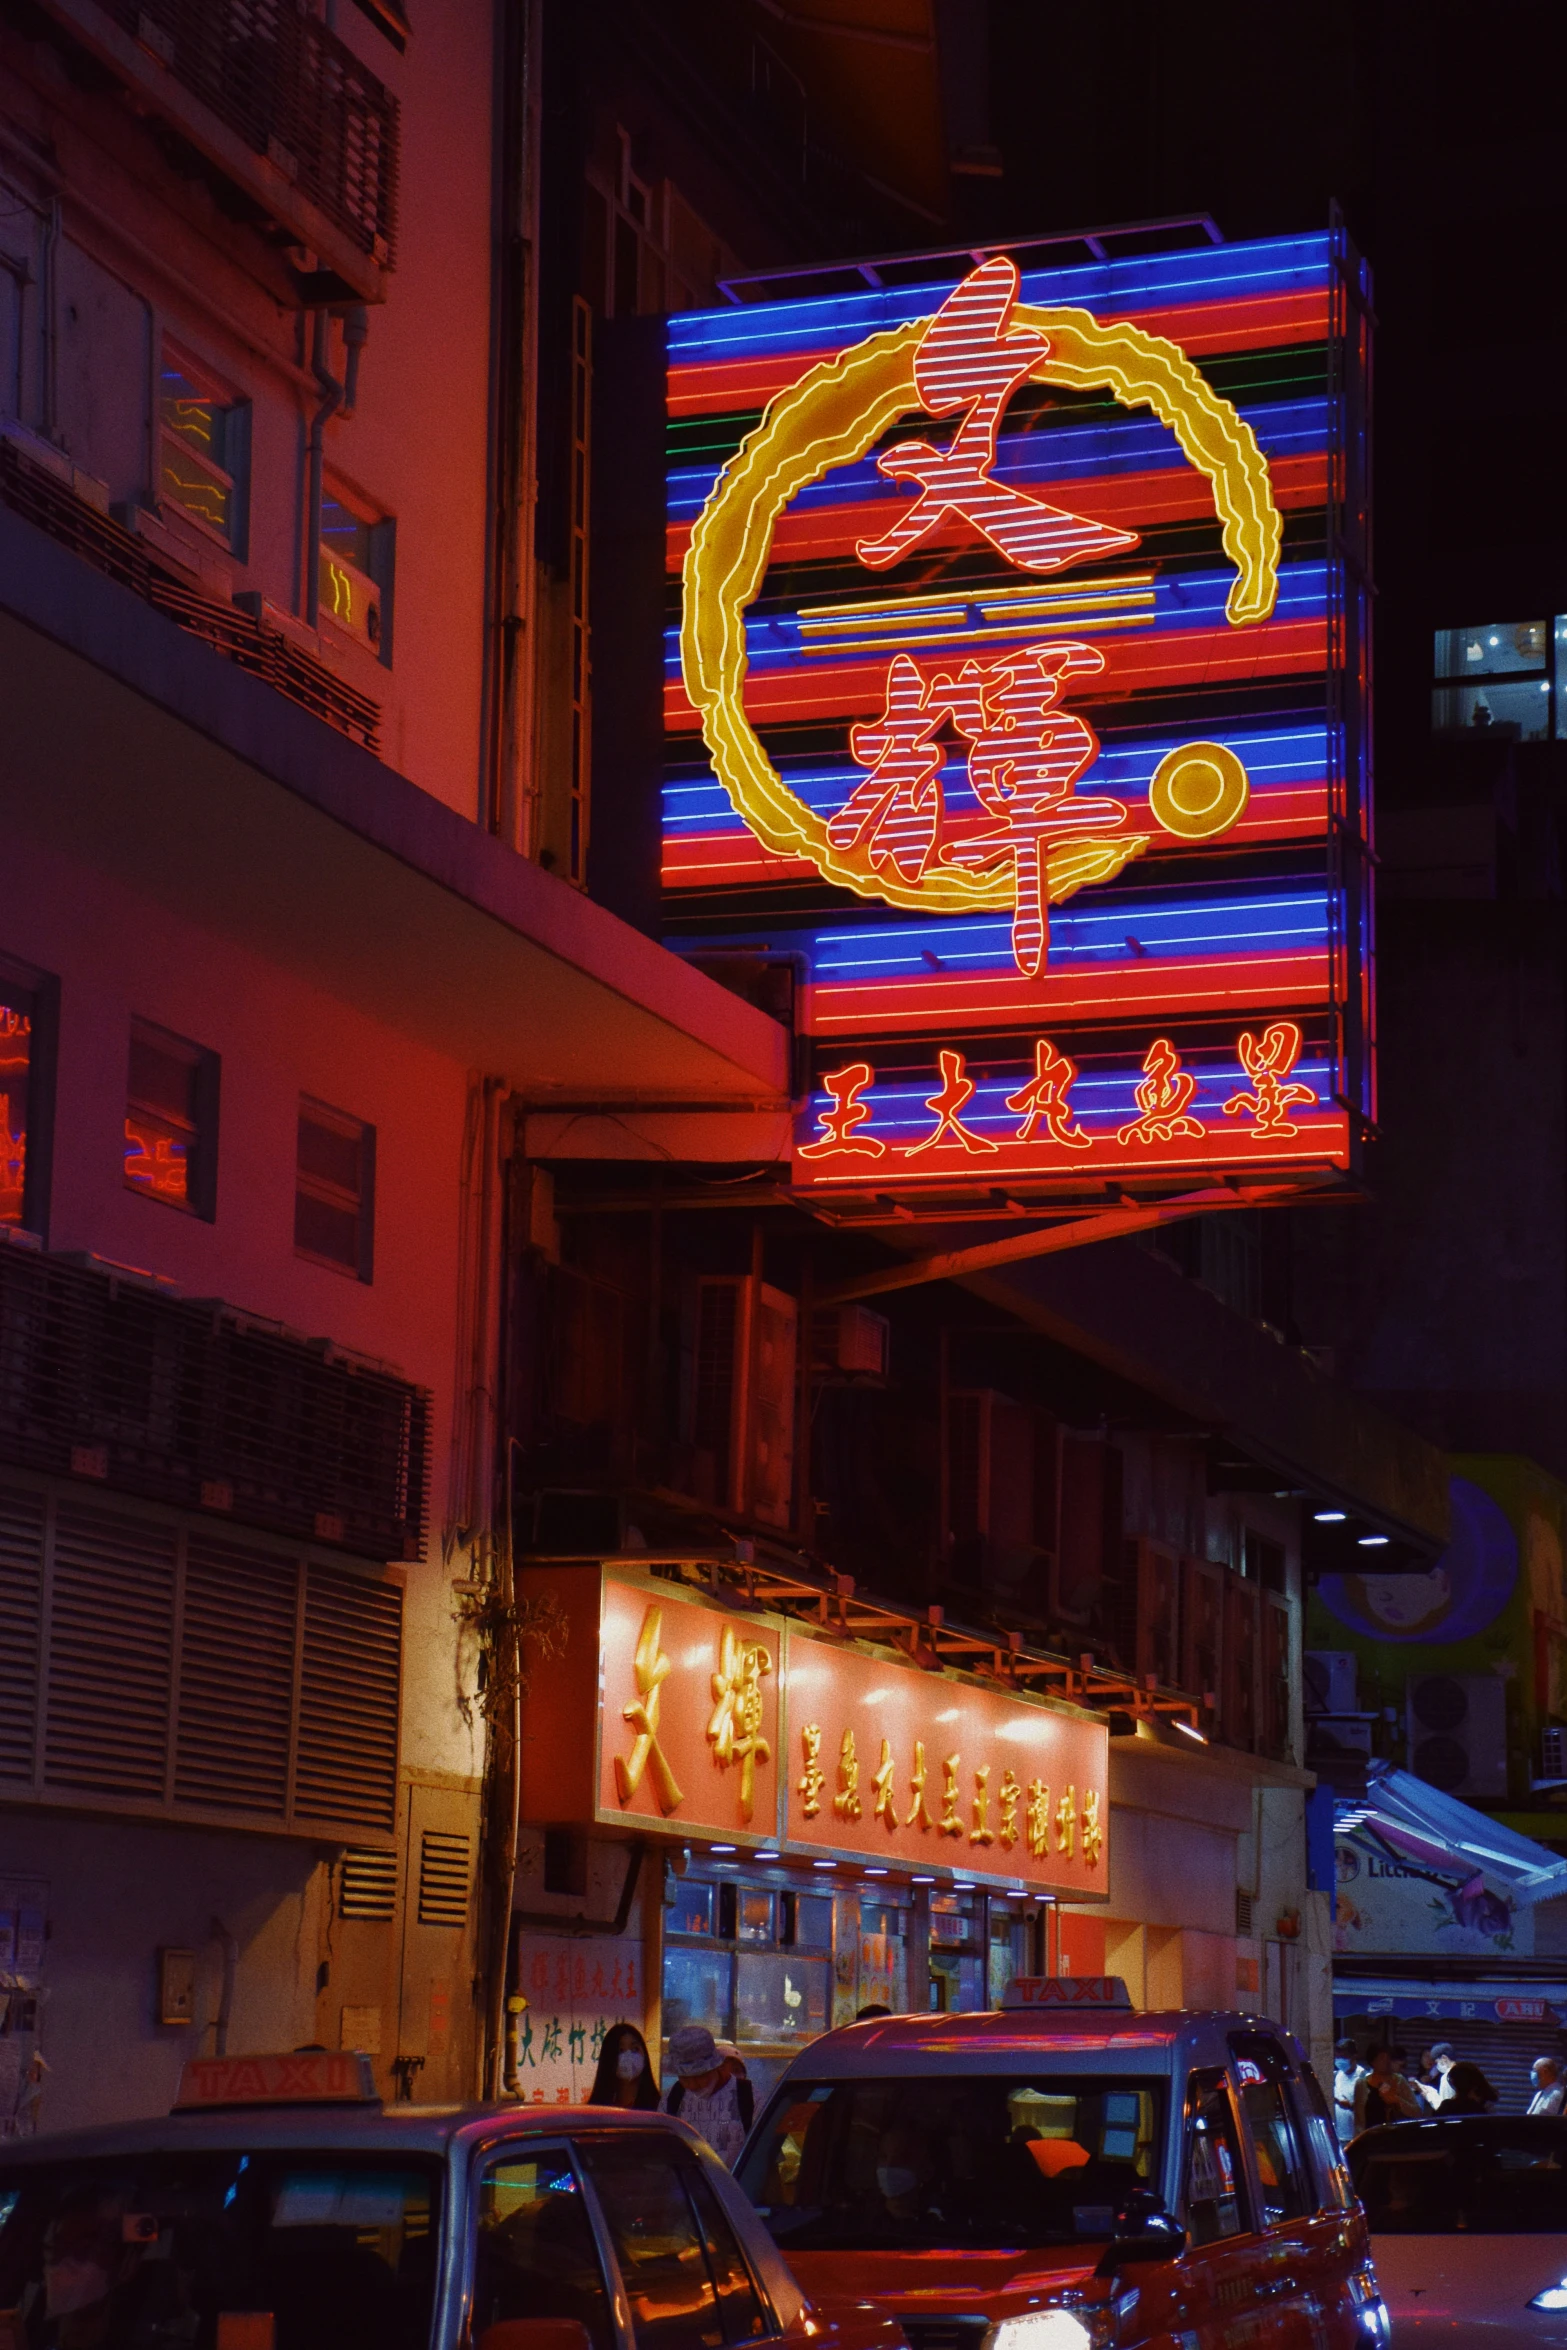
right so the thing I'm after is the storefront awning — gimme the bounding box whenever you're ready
[1335,1764,1567,1907]
[1332,1979,1567,2025]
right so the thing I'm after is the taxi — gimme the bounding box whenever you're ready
[0,2049,911,2350]
[734,1977,1387,2350]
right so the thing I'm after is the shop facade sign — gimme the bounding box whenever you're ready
[520,1567,1107,1897]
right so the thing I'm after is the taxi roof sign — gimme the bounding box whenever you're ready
[172,2052,379,2113]
[1001,1975,1132,2014]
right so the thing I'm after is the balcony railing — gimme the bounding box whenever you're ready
[0,1242,430,1563]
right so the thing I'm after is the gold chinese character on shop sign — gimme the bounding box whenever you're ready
[939,1753,963,1837]
[998,1767,1021,1848]
[797,1723,824,1817]
[1026,1778,1050,1858]
[970,1762,995,1845]
[706,1625,773,1823]
[1082,1786,1103,1865]
[907,1739,935,1829]
[1056,1784,1077,1858]
[834,1727,862,1819]
[872,1738,897,1829]
[614,1606,683,1815]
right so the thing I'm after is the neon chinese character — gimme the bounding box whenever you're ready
[1223,1020,1318,1138]
[872,1738,898,1829]
[1007,1037,1092,1148]
[939,1753,963,1837]
[907,1739,935,1829]
[942,640,1129,977]
[798,1723,825,1818]
[834,1727,862,1819]
[827,654,976,883]
[1082,1788,1103,1866]
[970,1763,995,1846]
[857,256,1139,577]
[613,1606,683,1814]
[1056,1785,1077,1857]
[798,1062,885,1161]
[905,1048,996,1158]
[998,1768,1022,1847]
[707,1625,773,1823]
[1026,1778,1051,1858]
[1117,1038,1204,1146]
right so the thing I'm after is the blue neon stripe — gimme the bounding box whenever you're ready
[667,233,1333,367]
[804,1055,1337,1135]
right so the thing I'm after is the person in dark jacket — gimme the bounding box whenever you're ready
[587,2020,660,2109]
[1444,2060,1497,2115]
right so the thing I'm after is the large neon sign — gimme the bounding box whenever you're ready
[666,227,1371,1195]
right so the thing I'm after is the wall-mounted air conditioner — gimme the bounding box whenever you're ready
[1406,1673,1508,1799]
[1304,1651,1359,1716]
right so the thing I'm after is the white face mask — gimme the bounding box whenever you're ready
[877,2166,918,2200]
[616,2048,646,2082]
[45,2258,111,2318]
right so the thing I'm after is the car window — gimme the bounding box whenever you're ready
[1238,2080,1314,2227]
[1293,2065,1354,2211]
[576,2135,763,2350]
[1185,2069,1249,2246]
[1350,2122,1567,2233]
[474,2146,615,2350]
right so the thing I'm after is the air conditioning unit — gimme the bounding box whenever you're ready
[693,1276,797,1528]
[811,1302,890,1379]
[1407,1673,1508,1799]
[1123,1538,1180,1688]
[1304,1651,1359,1716]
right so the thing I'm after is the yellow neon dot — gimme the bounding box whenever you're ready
[1148,741,1250,839]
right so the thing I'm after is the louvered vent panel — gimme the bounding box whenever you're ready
[340,1847,398,1921]
[295,1562,401,1828]
[175,1538,297,1815]
[417,1830,471,1928]
[45,1502,175,1794]
[0,1482,44,1782]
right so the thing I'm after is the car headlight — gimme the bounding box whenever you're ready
[984,2313,1097,2350]
[1530,2285,1567,2311]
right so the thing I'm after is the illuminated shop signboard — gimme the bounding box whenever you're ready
[664,229,1371,1195]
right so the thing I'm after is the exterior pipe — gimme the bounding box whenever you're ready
[210,1917,239,2057]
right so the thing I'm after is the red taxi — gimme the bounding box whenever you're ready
[0,2050,909,2350]
[735,1978,1387,2350]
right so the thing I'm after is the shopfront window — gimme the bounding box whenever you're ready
[930,1894,985,2013]
[1432,616,1566,740]
[662,1874,832,2060]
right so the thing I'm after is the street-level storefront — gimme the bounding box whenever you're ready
[517,1565,1108,2102]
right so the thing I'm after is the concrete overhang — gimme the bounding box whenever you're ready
[0,503,789,1108]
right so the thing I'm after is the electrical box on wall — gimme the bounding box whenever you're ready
[157,1947,197,2027]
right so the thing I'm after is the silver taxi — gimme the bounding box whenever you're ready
[0,2050,910,2350]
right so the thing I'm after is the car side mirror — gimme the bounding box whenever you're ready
[478,2323,594,2350]
[1092,2193,1187,2277]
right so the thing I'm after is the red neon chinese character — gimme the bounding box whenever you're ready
[1224,1021,1317,1137]
[829,655,983,883]
[1006,1038,1092,1148]
[1117,1038,1204,1145]
[904,1048,997,1158]
[857,257,1140,576]
[941,641,1128,977]
[798,1063,885,1160]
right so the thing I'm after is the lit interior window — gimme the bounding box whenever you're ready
[160,352,242,546]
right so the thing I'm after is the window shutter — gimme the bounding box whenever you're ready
[45,1501,175,1795]
[295,1560,401,1829]
[0,1481,44,1782]
[417,1830,471,1927]
[340,1847,398,1920]
[176,1536,297,1814]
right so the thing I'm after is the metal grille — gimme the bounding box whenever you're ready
[417,1830,471,1928]
[95,0,399,265]
[295,1560,401,1829]
[898,2322,990,2350]
[0,1482,44,1781]
[0,440,382,752]
[175,1535,296,1813]
[45,1500,175,1796]
[0,1242,429,1563]
[340,1847,397,1921]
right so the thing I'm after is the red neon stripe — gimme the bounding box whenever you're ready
[667,287,1334,417]
[667,450,1328,570]
[793,1110,1353,1189]
[665,616,1331,730]
[805,948,1333,1035]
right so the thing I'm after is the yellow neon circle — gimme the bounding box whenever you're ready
[681,304,1280,913]
[1149,741,1251,839]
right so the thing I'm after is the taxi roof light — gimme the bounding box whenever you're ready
[172,2052,380,2113]
[1001,1976,1133,2015]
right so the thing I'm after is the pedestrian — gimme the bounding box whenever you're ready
[587,2020,659,2110]
[1444,2060,1497,2115]
[857,2003,892,2020]
[1416,2041,1456,2110]
[1333,2039,1365,2141]
[1528,2058,1566,2116]
[1353,2047,1423,2132]
[662,2022,754,2166]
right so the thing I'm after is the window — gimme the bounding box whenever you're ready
[0,969,40,1228]
[125,1020,219,1218]
[574,2136,768,2350]
[319,485,394,663]
[1433,616,1567,741]
[159,346,249,553]
[1184,2069,1248,2245]
[1238,2078,1313,2226]
[295,1099,374,1280]
[474,2147,615,2350]
[1293,2065,1354,2212]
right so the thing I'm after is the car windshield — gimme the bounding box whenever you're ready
[1350,2120,1567,2233]
[736,2074,1165,2251]
[0,2149,442,2350]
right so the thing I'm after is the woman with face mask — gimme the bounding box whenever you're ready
[587,2021,660,2109]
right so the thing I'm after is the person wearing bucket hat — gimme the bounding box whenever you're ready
[662,2023,754,2166]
